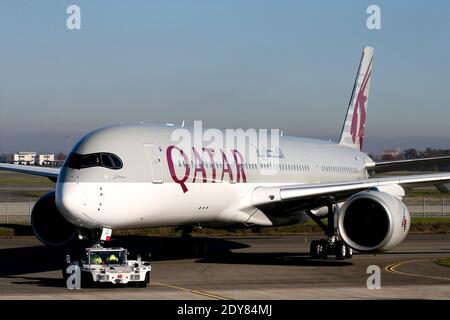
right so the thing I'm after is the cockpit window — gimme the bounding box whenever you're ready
[83,154,101,167]
[110,154,122,168]
[100,154,114,169]
[65,152,123,170]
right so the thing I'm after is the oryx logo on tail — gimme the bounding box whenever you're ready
[339,47,374,151]
[350,57,372,147]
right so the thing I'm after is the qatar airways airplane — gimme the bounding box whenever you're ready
[1,47,450,260]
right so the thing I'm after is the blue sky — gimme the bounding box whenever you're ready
[0,0,449,153]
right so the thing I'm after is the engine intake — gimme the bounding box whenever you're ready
[31,191,77,246]
[338,190,410,252]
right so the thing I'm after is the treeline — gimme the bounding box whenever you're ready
[0,153,9,162]
[378,148,450,171]
[403,148,450,160]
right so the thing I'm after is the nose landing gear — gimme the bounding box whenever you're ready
[306,197,353,260]
[76,227,112,247]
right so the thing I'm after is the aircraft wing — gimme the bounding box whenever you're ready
[0,163,60,181]
[251,172,450,209]
[366,156,450,174]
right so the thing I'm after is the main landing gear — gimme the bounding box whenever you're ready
[306,197,353,260]
[175,225,208,256]
[309,237,352,260]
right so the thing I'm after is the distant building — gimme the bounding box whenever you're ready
[13,152,55,166]
[38,154,55,166]
[13,152,37,165]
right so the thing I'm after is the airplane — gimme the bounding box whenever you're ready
[1,46,450,260]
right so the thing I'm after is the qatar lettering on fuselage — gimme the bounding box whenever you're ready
[166,146,247,193]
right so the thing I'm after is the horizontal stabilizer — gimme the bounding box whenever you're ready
[366,156,450,174]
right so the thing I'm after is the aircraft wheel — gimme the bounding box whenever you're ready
[335,241,346,260]
[310,240,319,258]
[345,245,353,259]
[318,239,329,259]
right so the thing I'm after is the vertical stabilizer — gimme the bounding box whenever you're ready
[339,47,374,150]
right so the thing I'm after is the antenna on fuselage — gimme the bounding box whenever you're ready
[181,120,185,127]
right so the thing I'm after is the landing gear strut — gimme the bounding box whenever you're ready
[77,227,113,248]
[178,226,193,240]
[77,228,101,244]
[306,197,353,260]
[175,226,208,256]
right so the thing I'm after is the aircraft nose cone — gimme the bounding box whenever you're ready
[56,182,97,228]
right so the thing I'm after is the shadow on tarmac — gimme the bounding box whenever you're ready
[196,252,353,267]
[0,234,362,289]
[0,236,248,278]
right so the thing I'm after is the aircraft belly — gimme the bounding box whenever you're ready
[81,182,248,229]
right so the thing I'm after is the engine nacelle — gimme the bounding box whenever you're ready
[31,191,78,246]
[338,190,410,252]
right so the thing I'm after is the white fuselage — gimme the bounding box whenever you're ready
[55,125,370,230]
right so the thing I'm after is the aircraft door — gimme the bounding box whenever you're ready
[144,144,164,183]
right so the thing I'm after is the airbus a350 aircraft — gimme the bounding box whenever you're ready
[2,47,450,260]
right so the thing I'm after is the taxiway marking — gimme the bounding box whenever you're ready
[152,281,233,300]
[385,258,450,281]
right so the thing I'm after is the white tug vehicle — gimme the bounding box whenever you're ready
[65,246,152,288]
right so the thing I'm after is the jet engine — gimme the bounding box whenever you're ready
[338,190,410,252]
[31,191,78,246]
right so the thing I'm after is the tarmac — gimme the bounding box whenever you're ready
[0,234,449,299]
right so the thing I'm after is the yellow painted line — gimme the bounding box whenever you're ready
[152,282,233,300]
[385,258,450,281]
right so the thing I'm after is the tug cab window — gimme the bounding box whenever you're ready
[65,152,123,170]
